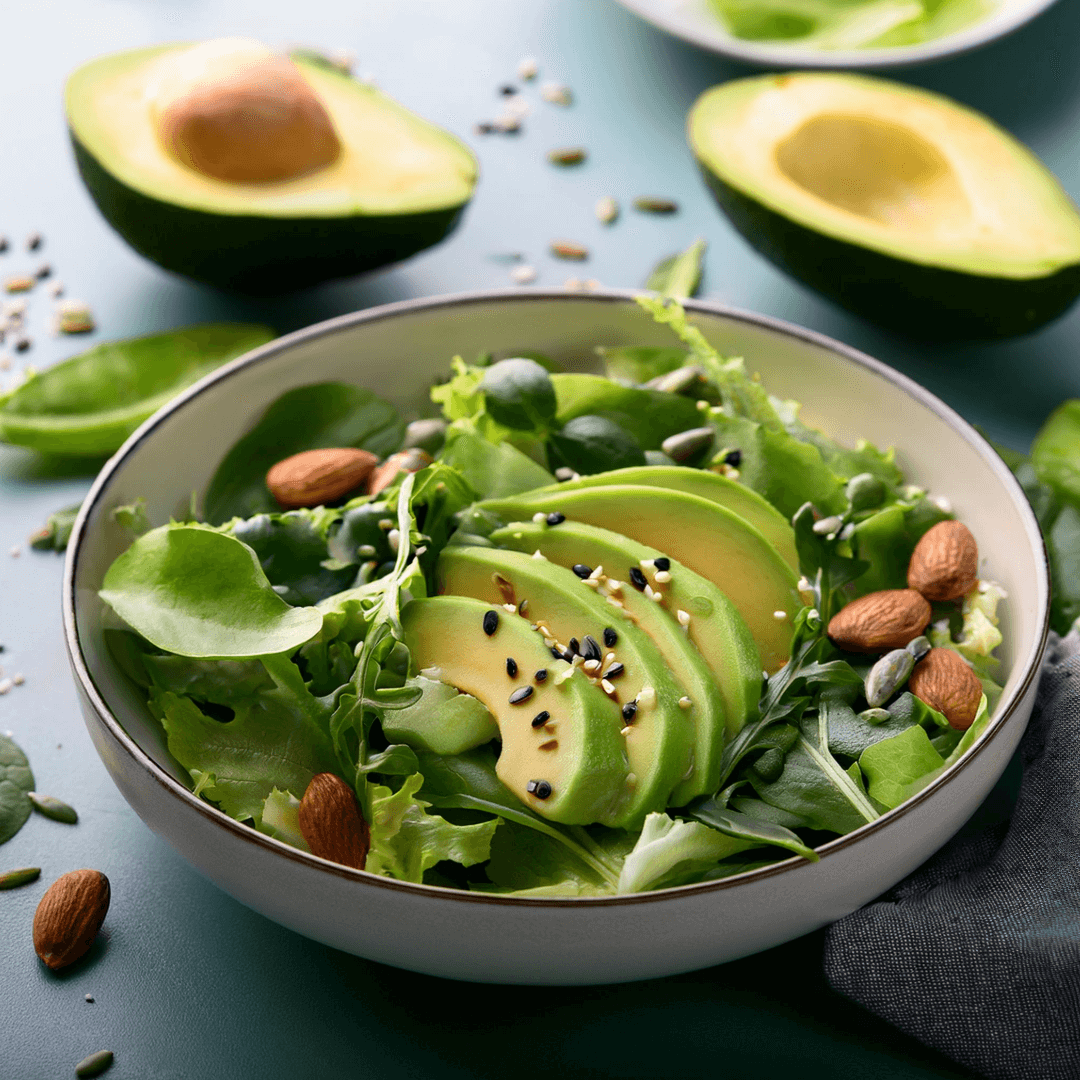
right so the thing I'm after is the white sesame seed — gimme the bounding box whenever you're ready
[620,726,633,737]
[677,609,691,628]
[0,679,11,695]
[532,549,547,560]
[798,576,811,592]
[606,579,623,594]
[650,591,664,604]
[813,516,844,535]
[564,277,584,291]
[773,610,787,620]
[601,679,616,696]
[517,56,538,80]
[583,659,601,674]
[626,772,637,785]
[571,654,584,668]
[532,512,547,524]
[387,528,401,552]
[595,196,619,224]
[582,578,600,588]
[541,82,572,106]
[606,597,624,609]
[554,666,575,685]
[654,570,672,584]
[637,686,656,709]
[641,559,655,571]
[678,696,692,710]
[543,636,556,648]
[605,652,616,665]
[503,603,517,614]
[644,584,656,600]
[932,495,953,513]
[502,96,530,118]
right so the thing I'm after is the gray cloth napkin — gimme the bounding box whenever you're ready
[823,632,1080,1080]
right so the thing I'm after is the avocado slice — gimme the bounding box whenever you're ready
[689,73,1080,340]
[490,519,762,803]
[437,547,694,826]
[475,485,799,672]
[522,466,798,570]
[401,596,628,825]
[380,676,499,756]
[65,41,477,292]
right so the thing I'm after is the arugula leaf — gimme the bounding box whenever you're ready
[0,323,275,457]
[0,733,34,846]
[205,383,404,524]
[29,503,82,552]
[685,797,818,861]
[365,773,498,884]
[645,239,706,298]
[858,725,944,809]
[100,525,323,658]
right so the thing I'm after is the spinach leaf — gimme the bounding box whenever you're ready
[205,383,404,523]
[685,797,818,861]
[858,725,944,809]
[29,503,82,552]
[100,525,322,658]
[480,358,557,433]
[595,345,688,384]
[547,414,646,474]
[551,373,702,450]
[821,687,918,758]
[645,239,706,298]
[1049,505,1080,634]
[0,733,34,846]
[0,324,274,457]
[850,499,950,596]
[440,429,554,498]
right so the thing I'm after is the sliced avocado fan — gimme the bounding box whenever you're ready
[401,596,628,826]
[476,484,800,673]
[689,73,1080,340]
[490,519,762,805]
[437,547,694,827]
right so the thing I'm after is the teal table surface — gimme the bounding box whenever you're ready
[3,1,1077,1076]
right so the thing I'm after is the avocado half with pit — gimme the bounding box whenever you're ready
[689,73,1080,340]
[65,39,478,292]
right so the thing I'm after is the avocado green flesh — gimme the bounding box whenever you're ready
[401,596,628,825]
[689,74,1080,340]
[380,676,499,756]
[528,466,798,570]
[65,45,477,291]
[437,547,694,826]
[478,485,799,673]
[491,520,762,804]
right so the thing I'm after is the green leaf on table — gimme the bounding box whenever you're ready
[440,429,555,499]
[858,724,945,809]
[0,733,35,845]
[595,345,688,384]
[365,773,498,884]
[29,503,82,552]
[1032,400,1080,503]
[644,239,706,298]
[100,525,322,658]
[204,382,404,524]
[1049,504,1080,634]
[0,323,275,457]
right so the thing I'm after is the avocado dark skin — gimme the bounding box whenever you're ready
[701,164,1080,342]
[71,135,467,294]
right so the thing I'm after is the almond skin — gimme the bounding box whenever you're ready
[910,648,983,730]
[298,773,370,871]
[266,447,377,509]
[33,869,110,970]
[827,589,931,653]
[367,448,435,497]
[908,521,979,602]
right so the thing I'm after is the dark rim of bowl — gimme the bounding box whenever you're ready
[63,288,1050,908]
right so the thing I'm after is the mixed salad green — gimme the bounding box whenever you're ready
[98,298,1005,896]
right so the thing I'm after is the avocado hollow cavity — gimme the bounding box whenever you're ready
[150,40,342,185]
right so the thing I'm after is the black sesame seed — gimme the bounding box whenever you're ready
[546,512,566,526]
[572,564,592,579]
[474,122,496,135]
[14,337,30,353]
[483,609,500,636]
[509,686,535,705]
[603,627,618,648]
[581,635,602,662]
[34,263,51,280]
[568,637,580,656]
[535,669,548,682]
[506,657,518,678]
[26,232,42,251]
[0,236,8,253]
[605,662,625,680]
[621,701,638,722]
[500,84,518,95]
[724,449,742,467]
[550,646,565,661]
[531,710,551,728]
[629,567,647,591]
[653,557,671,572]
[527,779,553,799]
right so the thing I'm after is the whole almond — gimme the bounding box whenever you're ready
[298,773,370,871]
[827,589,931,654]
[33,869,110,970]
[908,521,978,601]
[366,447,434,497]
[910,647,983,730]
[266,447,377,509]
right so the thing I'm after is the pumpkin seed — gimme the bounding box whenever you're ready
[660,426,714,463]
[550,240,588,261]
[859,708,892,726]
[75,1050,114,1078]
[846,472,886,511]
[547,146,586,166]
[906,635,932,661]
[0,866,41,890]
[646,364,704,395]
[812,515,844,535]
[401,418,447,455]
[864,648,915,708]
[29,792,78,824]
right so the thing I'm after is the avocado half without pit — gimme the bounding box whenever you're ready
[64,39,478,292]
[689,73,1080,340]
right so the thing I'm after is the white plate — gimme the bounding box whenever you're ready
[614,0,1061,68]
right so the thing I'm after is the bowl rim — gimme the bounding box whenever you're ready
[612,0,1061,70]
[63,287,1050,907]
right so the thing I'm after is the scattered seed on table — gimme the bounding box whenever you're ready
[547,147,586,166]
[85,994,95,1003]
[26,233,42,251]
[550,240,588,261]
[595,196,619,224]
[0,867,41,891]
[14,336,30,352]
[34,262,51,279]
[633,197,678,214]
[50,280,64,297]
[12,674,23,686]
[28,793,78,824]
[75,1050,114,1078]
[0,678,14,694]
[5,276,34,293]
[494,114,520,134]
[0,236,8,253]
[541,82,572,106]
[510,264,537,285]
[474,122,496,135]
[57,300,95,334]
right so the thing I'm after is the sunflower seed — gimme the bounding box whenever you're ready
[75,1050,113,1078]
[550,241,588,261]
[547,147,586,166]
[633,197,678,214]
[660,426,714,463]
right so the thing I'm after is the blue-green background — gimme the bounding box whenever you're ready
[2,1,1075,1075]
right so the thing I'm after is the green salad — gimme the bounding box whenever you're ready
[98,298,1006,896]
[710,0,993,49]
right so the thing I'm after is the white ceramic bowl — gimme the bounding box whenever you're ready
[64,290,1048,985]
[613,0,1060,69]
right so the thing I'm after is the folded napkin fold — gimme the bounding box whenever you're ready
[823,632,1080,1080]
